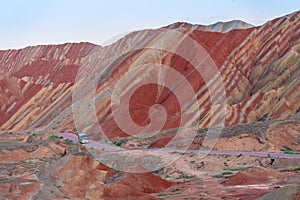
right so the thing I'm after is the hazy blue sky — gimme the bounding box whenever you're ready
[0,0,299,49]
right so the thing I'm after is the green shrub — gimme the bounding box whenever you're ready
[170,151,184,155]
[49,134,63,140]
[282,151,299,154]
[222,171,233,175]
[225,167,246,171]
[65,139,73,143]
[114,142,122,147]
[212,174,224,178]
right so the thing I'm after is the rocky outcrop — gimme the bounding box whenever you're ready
[224,167,284,186]
[0,131,173,199]
[47,155,172,199]
[0,174,40,200]
[257,184,300,200]
[0,12,299,141]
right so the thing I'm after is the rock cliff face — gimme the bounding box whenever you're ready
[0,11,300,140]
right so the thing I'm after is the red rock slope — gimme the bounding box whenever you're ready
[0,12,299,139]
[47,155,172,199]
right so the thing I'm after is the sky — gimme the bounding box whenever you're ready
[0,0,299,50]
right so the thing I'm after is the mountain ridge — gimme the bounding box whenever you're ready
[0,11,299,140]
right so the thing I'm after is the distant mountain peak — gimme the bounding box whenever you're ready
[166,20,254,33]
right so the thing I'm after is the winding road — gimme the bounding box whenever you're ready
[56,133,300,159]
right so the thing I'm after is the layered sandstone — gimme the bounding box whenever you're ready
[0,12,299,140]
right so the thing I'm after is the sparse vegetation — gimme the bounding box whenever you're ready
[177,171,196,180]
[49,134,63,140]
[212,174,224,178]
[64,139,73,143]
[280,145,299,154]
[225,167,247,171]
[156,193,169,198]
[282,150,299,154]
[114,141,122,147]
[213,171,233,178]
[170,151,184,155]
[197,161,204,169]
[222,171,234,175]
[71,142,80,146]
[282,145,293,151]
[279,167,300,172]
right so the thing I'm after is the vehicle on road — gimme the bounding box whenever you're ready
[78,133,89,144]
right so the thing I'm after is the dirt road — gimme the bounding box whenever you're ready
[57,132,300,159]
